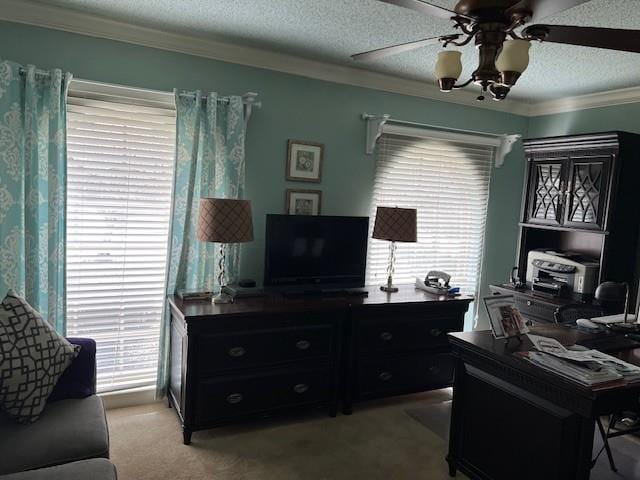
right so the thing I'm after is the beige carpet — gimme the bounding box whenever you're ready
[107,389,464,480]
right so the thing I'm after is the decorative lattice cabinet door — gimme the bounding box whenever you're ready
[526,158,566,226]
[563,155,611,231]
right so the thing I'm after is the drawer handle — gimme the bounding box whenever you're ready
[527,300,532,306]
[428,366,441,375]
[293,383,309,394]
[379,371,393,382]
[379,331,393,342]
[226,393,243,404]
[296,340,311,351]
[228,346,246,357]
[429,328,443,337]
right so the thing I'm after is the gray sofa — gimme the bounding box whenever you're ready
[0,338,117,479]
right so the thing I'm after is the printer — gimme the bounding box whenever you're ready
[525,250,599,296]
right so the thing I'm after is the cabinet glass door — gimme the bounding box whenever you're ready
[564,156,610,230]
[527,159,565,226]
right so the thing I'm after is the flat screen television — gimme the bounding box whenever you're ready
[264,214,369,292]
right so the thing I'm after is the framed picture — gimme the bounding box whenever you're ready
[286,189,322,216]
[483,295,529,339]
[286,140,323,182]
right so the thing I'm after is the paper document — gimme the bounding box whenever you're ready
[526,334,640,384]
[590,314,638,325]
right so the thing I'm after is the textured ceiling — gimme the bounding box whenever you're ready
[31,0,640,102]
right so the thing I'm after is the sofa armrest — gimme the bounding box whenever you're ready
[48,337,97,403]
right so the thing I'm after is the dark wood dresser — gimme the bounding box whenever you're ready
[491,132,640,323]
[167,287,472,443]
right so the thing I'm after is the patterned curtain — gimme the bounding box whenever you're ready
[156,91,246,395]
[0,60,72,333]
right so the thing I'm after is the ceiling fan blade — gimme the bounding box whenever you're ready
[507,0,590,22]
[524,24,640,53]
[352,35,450,62]
[377,0,469,21]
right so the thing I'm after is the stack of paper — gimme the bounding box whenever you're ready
[527,351,622,386]
[525,334,640,386]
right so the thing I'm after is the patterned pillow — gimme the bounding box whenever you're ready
[0,290,79,423]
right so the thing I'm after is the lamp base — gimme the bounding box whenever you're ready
[380,285,399,293]
[212,292,233,304]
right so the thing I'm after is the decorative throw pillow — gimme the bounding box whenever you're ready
[0,290,79,423]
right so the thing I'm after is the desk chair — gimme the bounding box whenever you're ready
[554,303,604,324]
[554,303,638,472]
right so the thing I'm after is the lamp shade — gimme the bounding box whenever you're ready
[197,198,254,244]
[372,206,417,243]
[496,39,531,74]
[435,50,463,80]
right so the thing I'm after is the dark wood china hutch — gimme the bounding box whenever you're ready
[491,132,640,323]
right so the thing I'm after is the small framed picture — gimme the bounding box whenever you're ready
[286,140,323,182]
[286,189,322,216]
[483,295,529,339]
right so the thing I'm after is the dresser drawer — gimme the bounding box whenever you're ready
[197,325,333,375]
[195,368,330,424]
[358,314,460,353]
[356,351,454,399]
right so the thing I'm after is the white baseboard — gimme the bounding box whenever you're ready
[100,386,160,410]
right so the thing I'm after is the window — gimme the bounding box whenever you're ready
[367,130,495,326]
[66,80,176,392]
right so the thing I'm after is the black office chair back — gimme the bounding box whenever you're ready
[554,304,604,324]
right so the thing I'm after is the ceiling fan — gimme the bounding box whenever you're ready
[352,0,640,101]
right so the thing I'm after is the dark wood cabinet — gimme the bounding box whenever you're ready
[493,132,640,323]
[344,299,470,413]
[167,288,472,443]
[524,149,613,231]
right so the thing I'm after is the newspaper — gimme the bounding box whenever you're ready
[526,334,640,385]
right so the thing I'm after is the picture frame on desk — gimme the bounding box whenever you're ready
[484,294,529,340]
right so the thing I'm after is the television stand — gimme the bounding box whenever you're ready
[282,288,369,299]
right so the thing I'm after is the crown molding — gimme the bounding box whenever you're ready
[527,85,640,117]
[1,0,640,118]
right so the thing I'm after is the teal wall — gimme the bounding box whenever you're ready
[0,21,530,328]
[528,103,640,138]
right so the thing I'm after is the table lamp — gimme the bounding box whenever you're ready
[372,206,417,293]
[197,198,253,304]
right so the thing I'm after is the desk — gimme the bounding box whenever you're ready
[446,324,640,480]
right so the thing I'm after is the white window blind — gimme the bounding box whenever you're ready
[66,81,176,393]
[367,133,494,304]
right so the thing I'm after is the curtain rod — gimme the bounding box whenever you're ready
[178,91,262,108]
[18,68,261,108]
[18,67,52,77]
[361,112,521,167]
[361,113,509,140]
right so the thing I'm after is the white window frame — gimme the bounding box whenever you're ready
[367,126,497,329]
[65,79,176,393]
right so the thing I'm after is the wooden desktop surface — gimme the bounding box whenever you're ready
[169,285,474,321]
[449,324,640,394]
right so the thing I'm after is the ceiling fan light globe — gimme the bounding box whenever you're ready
[496,39,531,74]
[435,50,463,81]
